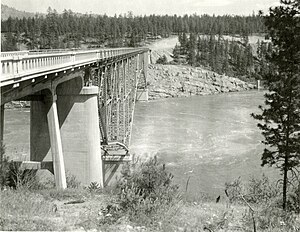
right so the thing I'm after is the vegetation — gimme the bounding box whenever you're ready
[1,155,299,231]
[1,6,266,51]
[224,176,300,231]
[156,55,168,64]
[252,0,300,210]
[172,32,273,81]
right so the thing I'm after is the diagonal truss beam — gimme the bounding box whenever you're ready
[96,52,148,157]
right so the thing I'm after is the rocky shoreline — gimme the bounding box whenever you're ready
[147,64,255,100]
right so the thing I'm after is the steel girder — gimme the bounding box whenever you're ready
[96,53,147,157]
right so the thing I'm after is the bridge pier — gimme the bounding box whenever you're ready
[0,105,4,162]
[30,77,104,188]
[30,91,67,189]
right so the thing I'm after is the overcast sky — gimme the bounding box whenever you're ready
[2,0,279,16]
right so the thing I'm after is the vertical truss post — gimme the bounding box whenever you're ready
[98,67,108,145]
[118,61,126,143]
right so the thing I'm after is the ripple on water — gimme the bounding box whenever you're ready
[131,91,272,195]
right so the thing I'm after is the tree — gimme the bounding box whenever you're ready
[252,0,300,210]
[172,43,181,63]
[187,33,197,66]
[156,55,168,64]
[1,32,18,51]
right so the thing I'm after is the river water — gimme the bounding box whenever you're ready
[3,90,276,198]
[130,90,276,198]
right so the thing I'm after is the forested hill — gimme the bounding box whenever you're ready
[1,5,266,51]
[1,4,38,20]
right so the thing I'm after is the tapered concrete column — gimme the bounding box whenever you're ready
[30,77,103,187]
[0,105,4,162]
[56,78,103,186]
[0,105,4,145]
[47,94,67,189]
[84,87,104,187]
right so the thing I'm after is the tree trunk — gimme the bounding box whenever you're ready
[283,155,288,210]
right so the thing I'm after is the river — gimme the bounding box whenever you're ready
[3,90,277,198]
[130,90,277,199]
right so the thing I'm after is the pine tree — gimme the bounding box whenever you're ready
[252,0,300,210]
[172,43,181,63]
[187,33,197,66]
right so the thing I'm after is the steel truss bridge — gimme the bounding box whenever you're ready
[0,48,149,189]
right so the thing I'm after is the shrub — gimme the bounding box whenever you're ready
[225,177,243,204]
[156,55,168,64]
[0,144,9,188]
[107,157,180,225]
[88,181,102,193]
[225,175,278,205]
[286,181,300,213]
[225,176,299,231]
[1,160,40,190]
[245,174,278,204]
[0,145,40,190]
[242,205,299,231]
[66,171,81,189]
[6,162,40,190]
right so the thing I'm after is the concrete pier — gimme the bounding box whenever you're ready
[30,77,104,187]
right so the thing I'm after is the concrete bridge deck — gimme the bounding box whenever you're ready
[1,48,147,87]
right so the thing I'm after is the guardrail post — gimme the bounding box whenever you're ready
[71,52,76,63]
[12,56,22,75]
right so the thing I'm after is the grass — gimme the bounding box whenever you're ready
[1,187,300,231]
[1,157,300,231]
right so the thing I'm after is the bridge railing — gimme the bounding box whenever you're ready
[1,48,147,85]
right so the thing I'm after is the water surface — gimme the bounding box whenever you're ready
[130,91,276,198]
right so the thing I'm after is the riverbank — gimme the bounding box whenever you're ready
[147,64,255,100]
[0,187,250,231]
[1,164,299,232]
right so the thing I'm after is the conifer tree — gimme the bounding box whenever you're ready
[187,33,197,66]
[252,0,300,210]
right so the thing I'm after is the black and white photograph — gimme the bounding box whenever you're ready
[0,0,300,231]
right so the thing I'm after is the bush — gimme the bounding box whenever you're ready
[225,175,278,205]
[66,171,81,189]
[0,154,40,190]
[106,157,180,225]
[225,176,299,231]
[245,174,278,204]
[286,182,300,213]
[156,55,168,64]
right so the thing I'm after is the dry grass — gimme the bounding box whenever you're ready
[0,188,109,231]
[1,188,300,231]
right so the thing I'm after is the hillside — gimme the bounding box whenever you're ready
[1,4,38,20]
[146,36,256,100]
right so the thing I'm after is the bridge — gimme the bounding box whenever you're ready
[0,48,150,189]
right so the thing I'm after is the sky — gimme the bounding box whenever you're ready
[2,0,280,16]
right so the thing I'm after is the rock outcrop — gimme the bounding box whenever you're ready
[147,64,255,100]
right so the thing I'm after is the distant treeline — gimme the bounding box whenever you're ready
[172,33,272,80]
[1,7,266,51]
